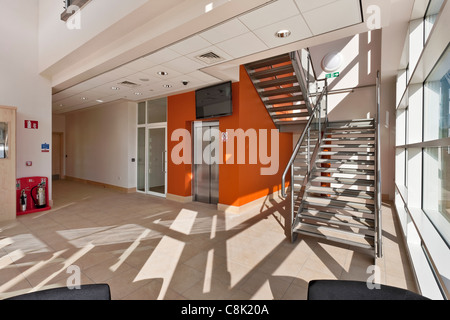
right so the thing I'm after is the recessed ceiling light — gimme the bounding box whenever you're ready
[158,71,168,76]
[81,97,88,100]
[111,86,120,90]
[134,92,143,96]
[163,84,172,88]
[96,100,104,103]
[275,30,291,38]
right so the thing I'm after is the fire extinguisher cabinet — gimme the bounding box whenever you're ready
[16,177,51,216]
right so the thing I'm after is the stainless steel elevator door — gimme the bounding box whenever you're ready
[193,122,219,205]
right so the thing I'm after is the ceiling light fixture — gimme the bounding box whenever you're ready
[96,100,104,103]
[81,97,88,100]
[275,29,291,38]
[111,86,120,90]
[163,84,172,88]
[158,71,168,76]
[134,92,143,96]
[321,51,344,73]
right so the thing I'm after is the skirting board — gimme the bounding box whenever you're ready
[65,176,136,194]
[166,193,193,203]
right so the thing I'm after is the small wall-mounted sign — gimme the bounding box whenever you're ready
[41,143,50,153]
[25,120,39,129]
[326,72,340,79]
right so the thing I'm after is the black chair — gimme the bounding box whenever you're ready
[307,280,429,300]
[5,284,111,301]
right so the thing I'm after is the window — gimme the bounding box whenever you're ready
[423,147,450,246]
[424,0,445,43]
[423,46,450,141]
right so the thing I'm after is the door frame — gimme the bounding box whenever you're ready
[137,122,167,198]
[192,121,220,204]
[52,132,65,180]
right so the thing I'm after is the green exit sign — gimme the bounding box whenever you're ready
[326,72,340,79]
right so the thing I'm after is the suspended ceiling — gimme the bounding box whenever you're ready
[51,0,373,114]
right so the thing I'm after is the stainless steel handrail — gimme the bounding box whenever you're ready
[375,71,383,258]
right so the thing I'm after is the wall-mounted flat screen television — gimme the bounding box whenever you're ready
[196,81,232,120]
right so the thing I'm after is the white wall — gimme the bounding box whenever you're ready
[0,0,53,200]
[309,30,382,121]
[65,100,137,189]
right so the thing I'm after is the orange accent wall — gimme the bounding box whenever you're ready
[167,66,293,208]
[167,91,196,198]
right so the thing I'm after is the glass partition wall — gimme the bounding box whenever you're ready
[137,98,167,197]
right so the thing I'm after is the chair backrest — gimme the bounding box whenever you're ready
[307,280,429,300]
[5,284,111,301]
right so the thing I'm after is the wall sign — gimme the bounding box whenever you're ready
[326,72,340,79]
[41,143,50,153]
[25,120,39,129]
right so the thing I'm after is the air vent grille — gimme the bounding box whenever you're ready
[118,81,141,88]
[195,52,225,65]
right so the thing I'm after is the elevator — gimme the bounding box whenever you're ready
[193,121,219,205]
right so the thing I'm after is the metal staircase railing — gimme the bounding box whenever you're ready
[375,71,383,259]
[281,49,328,242]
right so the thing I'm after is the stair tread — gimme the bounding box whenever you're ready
[260,86,301,98]
[325,130,375,135]
[272,112,309,120]
[306,186,375,198]
[293,223,375,250]
[275,119,308,125]
[323,137,375,141]
[305,195,375,208]
[250,64,294,80]
[314,167,375,175]
[255,76,298,89]
[265,95,305,106]
[246,54,291,70]
[301,208,375,223]
[310,176,375,186]
[320,144,375,148]
[319,152,375,157]
[316,159,375,165]
[299,212,375,230]
[303,202,375,215]
[268,105,307,113]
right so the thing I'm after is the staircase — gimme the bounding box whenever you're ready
[293,119,378,253]
[244,53,311,132]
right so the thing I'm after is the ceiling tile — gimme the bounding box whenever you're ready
[294,0,337,13]
[140,65,183,80]
[162,56,205,74]
[238,0,300,30]
[187,70,221,83]
[122,72,161,86]
[215,32,268,59]
[302,0,362,35]
[142,48,182,66]
[253,14,313,48]
[123,58,159,72]
[168,35,212,55]
[199,19,250,44]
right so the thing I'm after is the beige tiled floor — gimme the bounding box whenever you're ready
[0,180,418,300]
